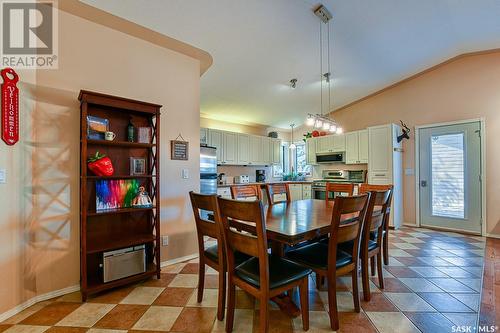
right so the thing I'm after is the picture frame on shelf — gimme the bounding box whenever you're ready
[130,157,147,175]
[87,115,109,140]
[137,127,152,143]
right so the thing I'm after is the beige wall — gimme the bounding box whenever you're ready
[0,9,205,316]
[322,51,500,236]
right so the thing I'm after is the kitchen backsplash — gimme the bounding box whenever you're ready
[218,165,280,184]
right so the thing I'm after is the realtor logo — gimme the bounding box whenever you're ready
[1,0,58,68]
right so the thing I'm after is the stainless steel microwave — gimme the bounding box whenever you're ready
[316,152,345,164]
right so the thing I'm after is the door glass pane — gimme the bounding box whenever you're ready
[431,133,465,219]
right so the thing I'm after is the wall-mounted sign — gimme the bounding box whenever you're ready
[171,139,189,161]
[1,68,19,146]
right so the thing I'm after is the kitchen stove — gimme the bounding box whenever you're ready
[312,169,366,200]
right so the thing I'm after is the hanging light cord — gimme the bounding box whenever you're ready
[327,18,331,114]
[319,20,323,117]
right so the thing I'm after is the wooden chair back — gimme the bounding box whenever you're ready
[189,191,224,263]
[326,194,370,271]
[325,183,355,202]
[217,197,269,287]
[265,183,290,204]
[362,189,392,251]
[231,185,262,201]
[359,184,393,232]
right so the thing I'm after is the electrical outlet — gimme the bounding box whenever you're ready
[162,235,169,246]
[0,169,6,184]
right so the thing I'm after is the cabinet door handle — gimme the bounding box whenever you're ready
[374,174,385,177]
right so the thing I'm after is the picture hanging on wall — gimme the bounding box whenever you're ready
[96,179,139,212]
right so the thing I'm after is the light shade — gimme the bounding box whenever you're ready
[322,122,330,130]
[289,143,297,150]
[315,119,323,128]
[329,125,336,132]
[336,127,343,134]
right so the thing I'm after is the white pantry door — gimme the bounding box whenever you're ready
[418,122,482,234]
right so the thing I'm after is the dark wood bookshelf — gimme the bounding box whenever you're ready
[79,90,161,301]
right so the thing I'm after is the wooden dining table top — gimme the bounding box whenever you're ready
[232,199,356,246]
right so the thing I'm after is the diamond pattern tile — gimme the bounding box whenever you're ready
[0,226,486,332]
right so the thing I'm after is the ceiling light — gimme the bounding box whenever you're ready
[315,119,323,128]
[289,124,296,150]
[322,122,330,130]
[306,115,315,126]
[329,125,336,132]
[336,127,343,134]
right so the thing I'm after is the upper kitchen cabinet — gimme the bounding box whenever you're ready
[200,127,209,145]
[208,129,224,164]
[345,130,368,164]
[306,138,317,165]
[262,137,272,165]
[249,135,263,165]
[237,133,250,164]
[223,131,238,164]
[316,134,345,153]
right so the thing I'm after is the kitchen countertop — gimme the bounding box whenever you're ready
[217,180,313,188]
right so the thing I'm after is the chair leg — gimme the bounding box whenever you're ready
[383,233,389,265]
[216,269,226,321]
[315,273,321,290]
[362,257,371,302]
[370,256,376,276]
[351,269,360,313]
[299,278,309,331]
[197,260,205,303]
[259,295,269,333]
[377,253,384,290]
[225,281,236,333]
[327,274,339,331]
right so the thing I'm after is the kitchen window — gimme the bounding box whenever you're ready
[273,142,312,177]
[295,142,312,176]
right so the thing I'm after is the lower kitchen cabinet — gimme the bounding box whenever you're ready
[288,183,313,201]
[216,187,231,199]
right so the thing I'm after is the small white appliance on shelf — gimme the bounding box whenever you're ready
[234,175,250,184]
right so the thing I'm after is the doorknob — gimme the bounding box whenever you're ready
[421,180,427,187]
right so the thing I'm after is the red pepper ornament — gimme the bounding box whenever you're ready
[87,151,115,176]
[1,68,19,146]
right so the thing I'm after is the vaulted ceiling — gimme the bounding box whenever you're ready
[82,0,500,129]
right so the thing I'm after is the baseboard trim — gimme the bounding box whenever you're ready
[0,284,80,322]
[403,223,418,227]
[160,253,199,268]
[486,233,500,239]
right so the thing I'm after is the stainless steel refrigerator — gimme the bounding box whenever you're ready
[200,146,217,194]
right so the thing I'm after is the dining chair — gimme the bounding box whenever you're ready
[230,184,262,201]
[358,184,393,265]
[217,197,311,333]
[189,191,250,321]
[325,183,354,202]
[265,183,291,204]
[285,194,370,331]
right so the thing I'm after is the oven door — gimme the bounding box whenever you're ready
[312,187,335,200]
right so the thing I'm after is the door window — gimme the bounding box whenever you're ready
[430,133,465,219]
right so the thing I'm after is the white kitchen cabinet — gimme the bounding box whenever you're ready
[358,130,368,163]
[316,134,345,153]
[272,139,281,165]
[223,132,237,164]
[200,128,208,145]
[302,184,312,199]
[306,138,317,165]
[345,130,368,164]
[208,129,224,164]
[217,187,231,199]
[237,134,250,164]
[288,184,303,201]
[368,124,403,228]
[262,137,272,165]
[249,135,262,165]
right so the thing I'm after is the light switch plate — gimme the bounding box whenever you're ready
[162,235,169,246]
[0,169,5,184]
[182,169,189,179]
[405,168,415,176]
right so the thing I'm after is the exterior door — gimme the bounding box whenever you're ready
[418,122,482,234]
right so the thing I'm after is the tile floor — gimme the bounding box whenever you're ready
[0,226,486,333]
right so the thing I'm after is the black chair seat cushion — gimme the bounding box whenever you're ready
[234,255,312,289]
[204,244,251,265]
[339,239,377,253]
[285,242,352,270]
[370,230,386,240]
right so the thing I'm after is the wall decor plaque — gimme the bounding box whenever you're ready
[171,136,189,160]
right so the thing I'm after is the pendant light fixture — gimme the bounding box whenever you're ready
[289,124,296,150]
[306,4,342,134]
